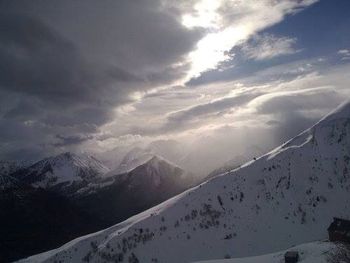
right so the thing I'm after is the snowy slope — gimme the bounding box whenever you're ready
[12,152,110,194]
[194,241,348,263]
[19,101,350,263]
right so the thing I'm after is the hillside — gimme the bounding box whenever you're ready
[19,101,350,263]
[1,155,194,262]
[194,241,349,263]
[75,156,194,225]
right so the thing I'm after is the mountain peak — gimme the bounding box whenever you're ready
[146,155,164,165]
[140,155,182,174]
[120,155,190,189]
[12,152,109,191]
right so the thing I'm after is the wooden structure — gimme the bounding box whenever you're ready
[328,217,350,243]
[284,251,299,263]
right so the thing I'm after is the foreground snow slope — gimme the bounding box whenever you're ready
[20,101,350,262]
[194,241,347,263]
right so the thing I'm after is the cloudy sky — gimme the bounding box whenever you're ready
[1,0,350,162]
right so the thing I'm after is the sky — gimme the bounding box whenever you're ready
[1,0,350,167]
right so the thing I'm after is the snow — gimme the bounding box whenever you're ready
[18,101,350,263]
[13,152,110,193]
[194,241,338,263]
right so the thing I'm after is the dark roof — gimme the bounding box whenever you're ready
[284,251,299,258]
[328,217,350,232]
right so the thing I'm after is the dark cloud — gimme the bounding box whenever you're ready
[53,134,94,147]
[0,0,203,81]
[0,13,139,105]
[0,1,203,159]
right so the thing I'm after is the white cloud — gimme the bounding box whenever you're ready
[337,49,350,60]
[240,34,299,60]
[338,49,350,55]
[181,0,318,78]
[97,62,350,143]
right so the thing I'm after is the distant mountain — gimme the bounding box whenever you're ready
[108,140,186,175]
[108,147,154,175]
[11,152,110,196]
[0,154,195,262]
[22,101,350,263]
[147,139,185,163]
[75,156,194,225]
[105,140,188,176]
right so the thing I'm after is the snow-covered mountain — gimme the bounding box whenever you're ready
[195,241,348,263]
[75,156,195,225]
[147,139,185,164]
[11,152,110,195]
[108,147,154,175]
[113,156,192,189]
[2,155,195,262]
[107,140,186,175]
[19,101,350,263]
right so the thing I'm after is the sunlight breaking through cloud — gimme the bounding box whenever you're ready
[181,0,319,79]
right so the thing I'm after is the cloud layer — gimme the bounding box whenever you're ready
[1,0,350,165]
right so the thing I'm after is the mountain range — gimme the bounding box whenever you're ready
[18,101,350,263]
[75,156,194,225]
[0,152,194,262]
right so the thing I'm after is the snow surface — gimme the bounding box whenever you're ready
[193,241,341,263]
[19,101,350,263]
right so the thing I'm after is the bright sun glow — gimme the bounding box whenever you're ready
[182,0,250,79]
[182,0,221,29]
[188,25,249,78]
